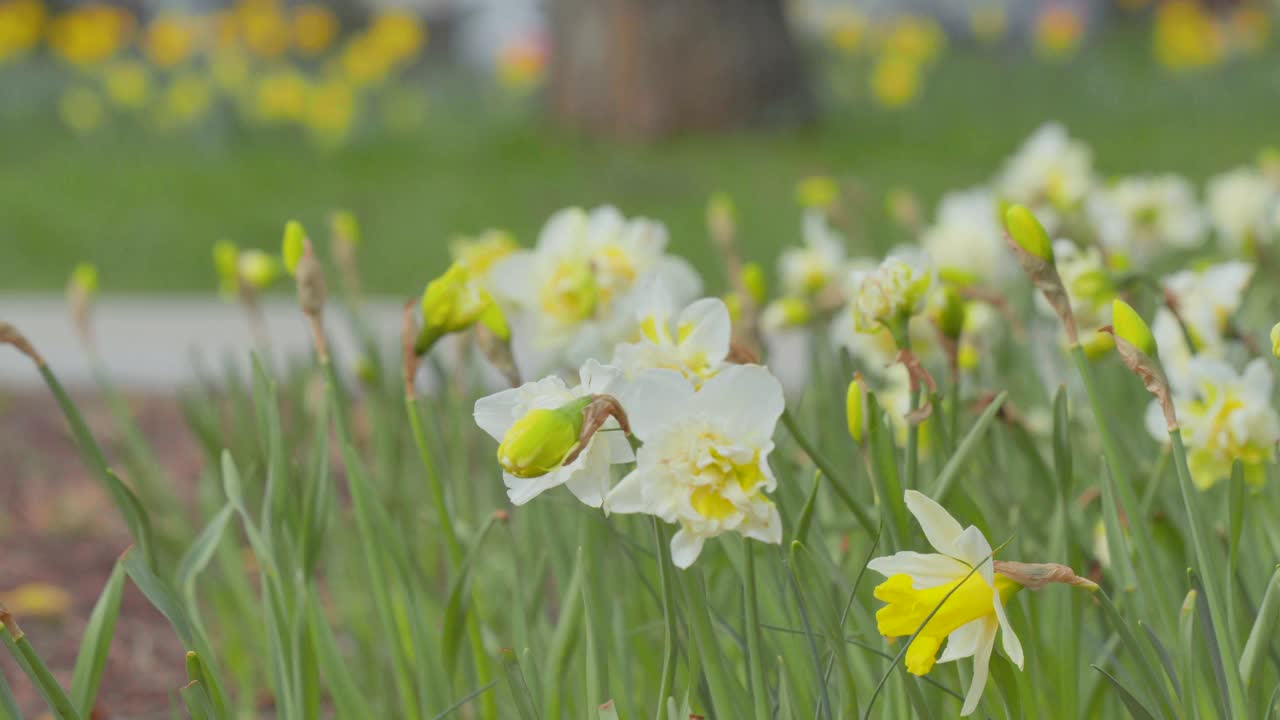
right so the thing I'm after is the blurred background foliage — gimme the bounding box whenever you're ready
[1,0,1278,293]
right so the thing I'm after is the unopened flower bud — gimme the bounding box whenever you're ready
[1111,299,1156,357]
[498,397,591,479]
[330,210,360,247]
[847,375,866,444]
[1271,322,1279,359]
[933,286,967,341]
[761,297,812,330]
[416,262,509,355]
[282,220,306,276]
[213,240,240,296]
[795,175,839,210]
[741,262,767,305]
[1003,204,1054,263]
[239,250,280,290]
[706,192,736,244]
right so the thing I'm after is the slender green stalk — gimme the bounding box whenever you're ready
[0,612,82,720]
[780,408,876,536]
[743,540,770,719]
[407,394,496,719]
[652,518,678,719]
[1169,430,1247,715]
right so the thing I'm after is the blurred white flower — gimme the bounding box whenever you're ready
[852,250,935,335]
[921,187,1008,285]
[996,123,1094,230]
[1146,357,1280,489]
[1207,167,1277,255]
[779,210,848,296]
[612,281,731,383]
[1086,174,1204,263]
[869,490,1024,716]
[1162,260,1254,352]
[604,365,785,568]
[474,359,634,507]
[490,206,700,364]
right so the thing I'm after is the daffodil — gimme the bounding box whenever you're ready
[489,206,699,364]
[779,210,847,296]
[0,0,45,62]
[921,187,1008,286]
[1207,166,1277,256]
[604,365,784,568]
[996,123,1094,231]
[474,360,634,507]
[852,250,934,336]
[1146,357,1280,488]
[1161,261,1254,352]
[612,281,731,383]
[868,490,1024,715]
[1085,174,1205,264]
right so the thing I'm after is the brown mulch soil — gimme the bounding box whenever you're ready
[1,391,199,719]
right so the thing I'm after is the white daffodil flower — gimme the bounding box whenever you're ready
[1085,174,1204,264]
[921,187,1009,286]
[852,249,935,334]
[1207,167,1277,255]
[868,490,1024,716]
[996,122,1094,231]
[612,281,732,383]
[779,210,847,297]
[490,205,701,364]
[1161,260,1254,352]
[603,365,785,568]
[474,359,634,507]
[1145,357,1280,489]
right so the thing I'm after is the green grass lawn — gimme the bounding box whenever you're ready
[3,34,1279,295]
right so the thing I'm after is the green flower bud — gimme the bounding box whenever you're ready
[1003,204,1054,263]
[1111,299,1156,357]
[846,376,865,444]
[498,397,591,478]
[416,261,507,354]
[741,262,767,305]
[330,210,360,246]
[706,191,736,240]
[1271,322,1279,359]
[239,249,281,290]
[69,263,98,296]
[213,240,240,295]
[282,220,306,276]
[933,286,966,341]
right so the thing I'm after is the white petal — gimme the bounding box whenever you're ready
[579,359,624,396]
[904,490,965,557]
[505,469,570,506]
[487,252,539,307]
[993,589,1024,669]
[961,617,999,716]
[938,617,985,663]
[1243,358,1273,397]
[653,256,703,303]
[603,467,655,515]
[866,551,970,588]
[691,364,785,444]
[951,526,995,587]
[676,298,732,366]
[473,389,525,441]
[670,528,706,569]
[617,369,695,441]
[562,441,612,508]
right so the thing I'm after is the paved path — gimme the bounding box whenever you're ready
[0,295,409,390]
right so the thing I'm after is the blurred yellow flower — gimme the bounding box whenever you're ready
[338,34,394,86]
[367,11,425,65]
[1034,4,1085,61]
[870,53,922,108]
[237,0,289,59]
[795,175,839,210]
[102,59,150,110]
[0,583,73,620]
[497,38,546,92]
[969,4,1007,45]
[826,9,867,55]
[1228,5,1270,55]
[144,14,200,68]
[47,4,133,66]
[306,76,357,146]
[161,71,213,127]
[59,86,105,134]
[880,15,945,65]
[254,66,309,121]
[1154,0,1224,70]
[0,0,45,62]
[291,3,337,56]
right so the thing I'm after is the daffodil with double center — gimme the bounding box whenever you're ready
[612,281,732,383]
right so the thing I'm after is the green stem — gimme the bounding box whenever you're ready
[1169,430,1248,715]
[652,518,678,719]
[1,616,82,720]
[779,408,876,536]
[743,540,770,719]
[405,394,496,720]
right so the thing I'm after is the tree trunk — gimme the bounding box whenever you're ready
[548,0,815,138]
